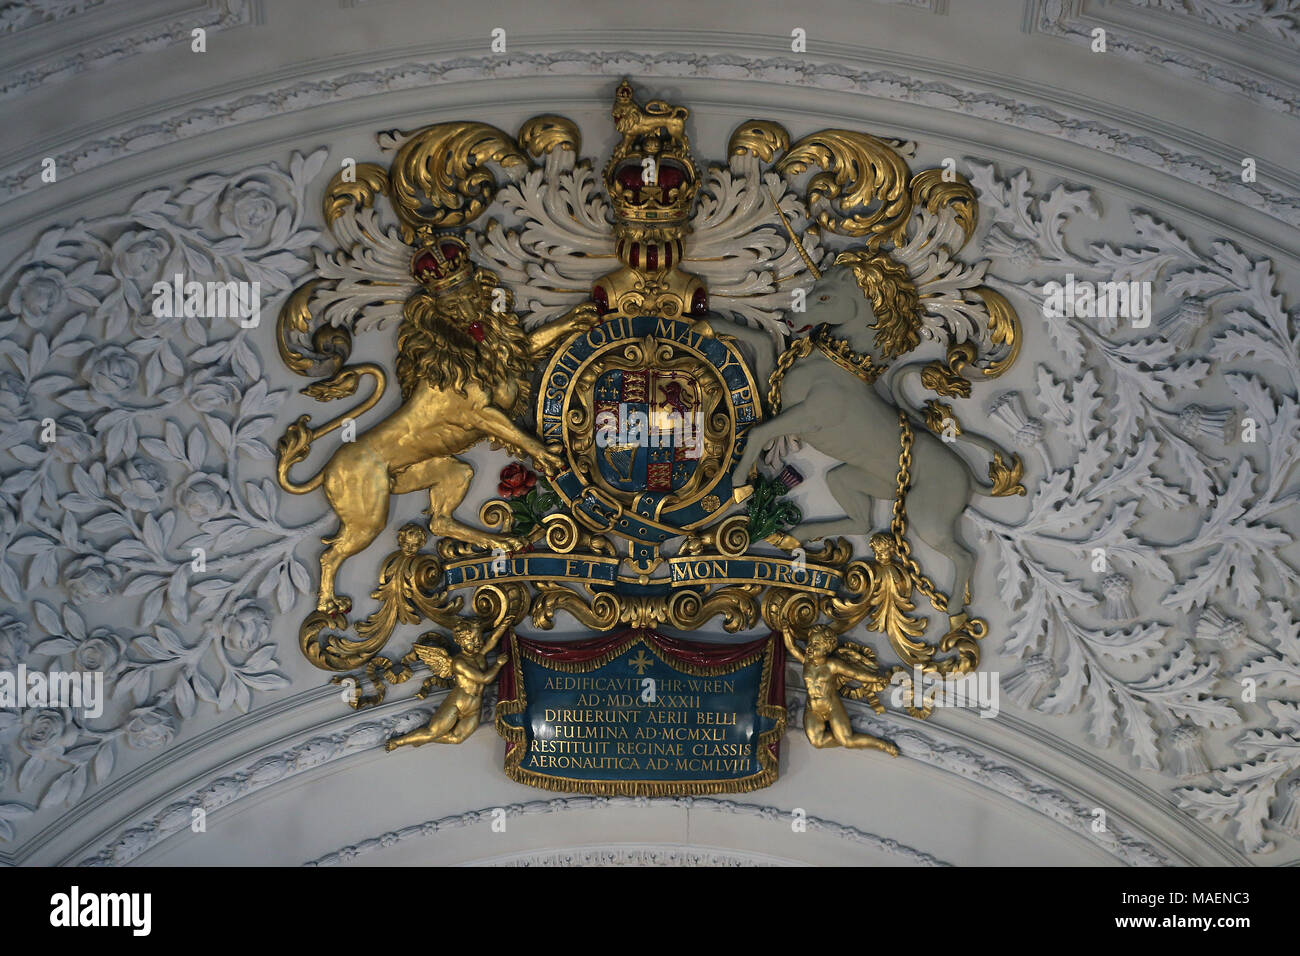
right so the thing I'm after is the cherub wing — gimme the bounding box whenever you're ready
[833,641,889,698]
[410,642,454,680]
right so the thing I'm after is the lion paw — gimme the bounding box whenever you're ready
[318,596,352,626]
[491,535,529,553]
[534,448,566,477]
[570,303,601,330]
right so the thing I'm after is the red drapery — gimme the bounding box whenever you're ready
[497,627,784,709]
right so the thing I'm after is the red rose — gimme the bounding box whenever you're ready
[498,463,537,499]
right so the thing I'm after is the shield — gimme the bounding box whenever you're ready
[537,314,762,539]
[594,368,703,493]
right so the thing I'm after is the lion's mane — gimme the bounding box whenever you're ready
[395,274,531,417]
[833,250,922,360]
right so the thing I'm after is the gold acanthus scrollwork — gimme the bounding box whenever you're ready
[541,512,617,557]
[276,279,356,378]
[386,122,531,239]
[907,287,1021,393]
[529,582,763,633]
[728,115,1021,403]
[678,513,751,558]
[906,167,978,249]
[974,286,1021,379]
[331,508,986,738]
[323,162,389,228]
[279,91,1021,758]
[302,523,461,672]
[775,129,914,248]
[728,119,792,162]
[517,115,582,159]
[312,115,582,248]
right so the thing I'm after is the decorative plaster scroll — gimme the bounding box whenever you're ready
[467,142,987,344]
[73,690,1171,866]
[791,696,1178,866]
[0,1,254,103]
[1031,0,1300,116]
[0,0,114,35]
[304,799,952,867]
[1126,0,1300,49]
[3,47,1298,233]
[476,844,791,867]
[0,141,1292,861]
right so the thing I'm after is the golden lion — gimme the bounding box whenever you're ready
[611,78,689,150]
[276,262,597,622]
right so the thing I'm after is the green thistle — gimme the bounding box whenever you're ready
[745,474,802,540]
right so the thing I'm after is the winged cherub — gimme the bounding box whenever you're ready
[385,618,509,749]
[783,624,899,756]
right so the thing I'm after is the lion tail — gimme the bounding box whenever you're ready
[883,361,1026,499]
[275,363,387,495]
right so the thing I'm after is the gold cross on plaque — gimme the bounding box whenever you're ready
[628,649,654,675]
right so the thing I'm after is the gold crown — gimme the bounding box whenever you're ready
[812,324,886,384]
[411,235,475,293]
[603,80,699,225]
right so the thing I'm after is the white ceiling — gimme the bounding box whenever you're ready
[0,0,1297,867]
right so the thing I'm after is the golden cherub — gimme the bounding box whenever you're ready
[385,618,509,749]
[783,624,898,756]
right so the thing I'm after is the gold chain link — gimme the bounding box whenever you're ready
[766,335,814,414]
[768,343,949,614]
[890,411,948,613]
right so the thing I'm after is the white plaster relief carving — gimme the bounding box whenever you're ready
[964,160,1300,854]
[0,148,329,841]
[1031,0,1300,116]
[71,690,1172,866]
[1126,0,1300,48]
[0,1,253,102]
[2,48,1297,235]
[0,0,113,35]
[0,131,1293,861]
[477,845,790,867]
[304,796,951,867]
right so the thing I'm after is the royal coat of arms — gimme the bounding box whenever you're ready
[272,80,1025,794]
